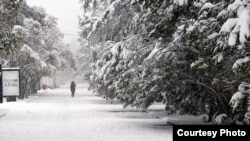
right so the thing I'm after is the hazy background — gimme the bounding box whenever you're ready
[26,0,82,51]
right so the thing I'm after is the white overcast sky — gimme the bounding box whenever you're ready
[25,0,82,44]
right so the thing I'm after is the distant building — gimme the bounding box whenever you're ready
[40,70,70,89]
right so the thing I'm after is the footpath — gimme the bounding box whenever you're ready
[0,86,207,126]
[0,84,171,141]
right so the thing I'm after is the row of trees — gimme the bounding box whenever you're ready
[79,0,250,124]
[0,0,76,98]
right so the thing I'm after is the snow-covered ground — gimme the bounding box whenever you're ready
[0,83,172,141]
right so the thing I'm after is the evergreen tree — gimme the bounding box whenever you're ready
[79,0,250,124]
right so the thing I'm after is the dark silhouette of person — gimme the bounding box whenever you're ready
[70,81,76,97]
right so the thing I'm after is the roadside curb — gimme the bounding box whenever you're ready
[144,110,172,126]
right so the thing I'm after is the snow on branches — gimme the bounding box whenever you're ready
[230,82,250,113]
[220,0,250,46]
[87,0,122,39]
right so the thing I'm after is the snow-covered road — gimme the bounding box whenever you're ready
[0,83,172,141]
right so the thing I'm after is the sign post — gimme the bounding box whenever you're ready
[2,68,20,102]
[0,64,2,103]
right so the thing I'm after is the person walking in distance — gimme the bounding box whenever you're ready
[70,81,76,97]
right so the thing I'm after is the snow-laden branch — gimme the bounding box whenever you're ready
[230,82,250,112]
[173,0,188,6]
[20,44,41,61]
[87,0,123,39]
[199,2,214,13]
[232,56,250,73]
[220,0,250,46]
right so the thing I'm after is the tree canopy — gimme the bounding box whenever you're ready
[79,0,250,124]
[0,0,76,98]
